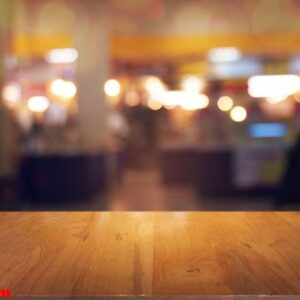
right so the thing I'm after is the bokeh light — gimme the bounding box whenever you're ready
[104,79,121,97]
[230,106,247,122]
[45,48,78,64]
[208,47,241,63]
[2,82,22,108]
[217,96,234,112]
[148,99,163,110]
[248,75,300,98]
[143,76,166,99]
[181,93,209,111]
[181,76,205,93]
[162,91,209,111]
[27,96,50,113]
[50,79,77,100]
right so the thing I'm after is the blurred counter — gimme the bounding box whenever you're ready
[0,212,299,298]
[19,148,124,203]
[160,141,289,196]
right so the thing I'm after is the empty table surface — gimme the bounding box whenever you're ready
[0,212,300,298]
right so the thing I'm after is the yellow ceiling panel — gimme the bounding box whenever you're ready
[12,33,300,60]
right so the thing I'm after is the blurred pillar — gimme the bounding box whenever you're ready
[0,0,19,177]
[74,1,111,151]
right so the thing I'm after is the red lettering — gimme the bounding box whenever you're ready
[0,290,11,298]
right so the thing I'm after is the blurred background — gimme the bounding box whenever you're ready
[1,0,300,211]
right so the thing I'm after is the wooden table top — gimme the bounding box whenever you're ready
[0,212,300,298]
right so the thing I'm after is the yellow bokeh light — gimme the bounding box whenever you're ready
[148,99,163,110]
[217,96,233,112]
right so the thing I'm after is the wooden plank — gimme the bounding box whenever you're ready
[153,212,300,295]
[0,212,300,297]
[0,212,154,296]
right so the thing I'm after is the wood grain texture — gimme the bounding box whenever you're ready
[0,212,299,297]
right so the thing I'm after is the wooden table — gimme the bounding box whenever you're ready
[0,212,300,299]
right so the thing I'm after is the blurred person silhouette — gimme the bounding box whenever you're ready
[0,108,20,210]
[275,133,300,208]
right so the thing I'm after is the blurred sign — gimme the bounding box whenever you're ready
[233,144,287,188]
[208,58,262,79]
[248,123,288,138]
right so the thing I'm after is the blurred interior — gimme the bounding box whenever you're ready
[1,0,300,211]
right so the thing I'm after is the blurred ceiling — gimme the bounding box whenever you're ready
[7,0,300,60]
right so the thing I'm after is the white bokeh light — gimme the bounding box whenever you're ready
[181,76,205,93]
[144,76,166,99]
[45,48,78,64]
[50,79,77,100]
[208,47,241,63]
[104,79,121,97]
[230,106,247,122]
[27,96,50,113]
[162,91,209,110]
[2,82,22,107]
[248,75,300,98]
